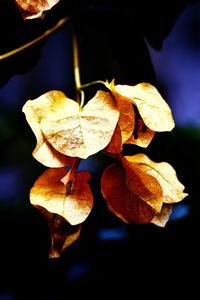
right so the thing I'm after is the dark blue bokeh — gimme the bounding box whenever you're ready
[147,1,200,126]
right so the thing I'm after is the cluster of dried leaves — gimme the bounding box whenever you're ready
[22,80,188,257]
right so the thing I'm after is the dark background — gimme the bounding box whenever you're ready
[0,1,199,299]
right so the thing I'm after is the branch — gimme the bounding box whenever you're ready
[0,16,71,61]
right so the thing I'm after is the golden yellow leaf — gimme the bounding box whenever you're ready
[22,91,74,168]
[126,153,188,203]
[125,118,155,148]
[15,0,60,19]
[39,90,119,159]
[101,159,163,224]
[35,206,81,258]
[30,168,93,225]
[120,156,163,213]
[33,140,75,168]
[106,81,175,132]
[151,204,173,227]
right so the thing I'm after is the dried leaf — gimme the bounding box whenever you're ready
[120,156,163,213]
[105,124,122,153]
[30,168,93,225]
[35,206,81,258]
[33,139,75,168]
[101,159,163,224]
[112,92,135,143]
[126,153,188,203]
[105,92,135,153]
[151,204,173,227]
[106,81,175,132]
[22,91,74,168]
[16,0,60,19]
[125,118,155,148]
[39,90,119,159]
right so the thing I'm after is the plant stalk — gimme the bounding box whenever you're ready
[0,17,71,60]
[72,30,81,103]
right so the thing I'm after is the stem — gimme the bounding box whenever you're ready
[65,157,81,195]
[72,32,106,103]
[80,80,105,90]
[0,16,71,61]
[80,90,85,108]
[73,30,81,103]
[61,157,81,187]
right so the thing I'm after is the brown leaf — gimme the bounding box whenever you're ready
[22,90,74,168]
[125,118,155,148]
[39,90,119,159]
[30,168,93,225]
[151,204,173,227]
[106,81,175,132]
[35,206,81,258]
[126,153,188,203]
[121,156,163,213]
[105,124,122,153]
[101,159,163,224]
[112,91,135,143]
[15,0,60,19]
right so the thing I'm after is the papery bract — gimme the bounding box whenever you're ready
[151,204,173,227]
[120,156,163,213]
[106,81,175,132]
[30,168,93,225]
[22,91,75,168]
[126,153,188,203]
[35,206,81,258]
[112,91,135,143]
[39,90,119,159]
[16,0,60,19]
[125,118,155,148]
[105,124,122,153]
[23,90,119,160]
[101,157,163,224]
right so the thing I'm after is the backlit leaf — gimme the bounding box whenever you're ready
[16,0,60,19]
[105,124,122,153]
[101,159,163,224]
[22,91,74,168]
[126,153,188,203]
[125,118,155,148]
[30,168,93,225]
[39,90,119,159]
[33,140,75,168]
[120,156,163,213]
[35,206,81,258]
[112,91,135,143]
[106,81,175,132]
[151,204,173,227]
[105,92,135,153]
